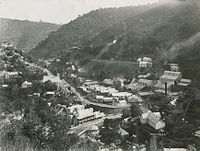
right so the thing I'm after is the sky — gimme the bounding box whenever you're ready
[0,0,159,24]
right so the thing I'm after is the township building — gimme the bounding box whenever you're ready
[169,63,179,72]
[177,78,191,87]
[111,92,133,99]
[155,71,182,89]
[43,75,61,83]
[128,95,142,103]
[137,57,153,68]
[103,97,113,103]
[21,81,32,88]
[44,91,56,98]
[0,71,6,83]
[135,104,165,151]
[103,79,114,85]
[68,105,105,126]
[4,71,19,79]
[137,78,154,87]
[140,111,165,130]
[155,70,191,89]
[160,71,182,84]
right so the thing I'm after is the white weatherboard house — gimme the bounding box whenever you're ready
[178,78,191,86]
[5,71,19,79]
[140,111,165,130]
[160,71,182,84]
[103,79,114,85]
[155,70,182,89]
[68,105,105,125]
[21,81,32,88]
[170,64,179,72]
[137,57,152,68]
[43,75,61,83]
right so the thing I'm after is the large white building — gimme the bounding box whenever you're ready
[4,71,19,79]
[140,111,165,130]
[160,71,182,84]
[68,105,105,126]
[43,75,61,83]
[169,63,179,72]
[137,57,153,68]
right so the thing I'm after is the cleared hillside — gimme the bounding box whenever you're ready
[0,18,60,51]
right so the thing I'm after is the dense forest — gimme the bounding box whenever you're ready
[31,0,200,84]
[31,6,151,58]
[0,18,60,51]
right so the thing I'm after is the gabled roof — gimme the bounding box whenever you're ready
[163,148,187,151]
[138,91,155,96]
[140,111,165,130]
[68,105,84,113]
[137,78,154,85]
[77,108,94,120]
[147,112,160,124]
[118,128,128,136]
[160,74,179,80]
[46,91,55,95]
[43,75,61,83]
[22,81,32,85]
[6,71,18,76]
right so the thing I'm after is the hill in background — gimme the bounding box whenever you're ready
[31,0,200,83]
[0,18,61,51]
[31,6,152,58]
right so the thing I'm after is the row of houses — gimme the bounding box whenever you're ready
[78,79,136,106]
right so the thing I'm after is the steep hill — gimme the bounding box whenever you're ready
[0,18,60,51]
[31,6,151,58]
[77,0,200,81]
[82,0,200,61]
[31,0,200,82]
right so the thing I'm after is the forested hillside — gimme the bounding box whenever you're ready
[31,0,200,83]
[81,0,200,61]
[0,18,60,51]
[77,0,200,82]
[31,6,151,58]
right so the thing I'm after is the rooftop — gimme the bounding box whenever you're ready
[164,70,181,75]
[43,75,61,83]
[137,78,154,85]
[138,91,155,96]
[160,74,180,80]
[68,105,84,113]
[76,108,94,120]
[163,148,188,151]
[6,71,18,76]
[46,91,55,95]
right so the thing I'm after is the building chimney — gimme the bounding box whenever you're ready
[165,82,167,96]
